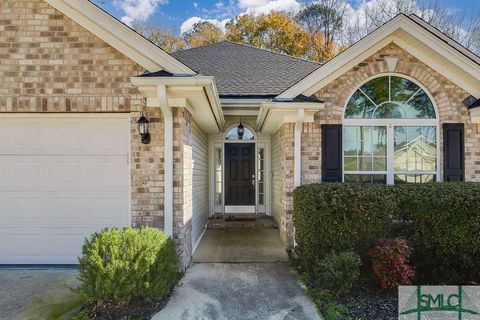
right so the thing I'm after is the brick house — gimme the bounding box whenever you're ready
[1,0,480,269]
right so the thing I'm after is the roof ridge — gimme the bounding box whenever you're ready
[172,40,321,66]
[221,40,321,65]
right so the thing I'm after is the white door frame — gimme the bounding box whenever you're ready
[209,123,271,216]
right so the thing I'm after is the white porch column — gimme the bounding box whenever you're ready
[158,85,173,236]
[294,108,304,187]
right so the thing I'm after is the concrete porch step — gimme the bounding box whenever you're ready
[207,216,278,229]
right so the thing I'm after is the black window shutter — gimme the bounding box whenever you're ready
[443,123,465,182]
[322,124,342,182]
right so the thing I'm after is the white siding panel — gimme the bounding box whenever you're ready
[191,121,209,249]
[271,131,281,225]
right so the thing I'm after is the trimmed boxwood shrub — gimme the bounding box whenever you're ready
[392,183,480,283]
[293,182,480,284]
[293,183,396,270]
[77,227,180,304]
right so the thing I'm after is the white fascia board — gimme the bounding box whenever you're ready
[408,15,480,65]
[278,14,480,99]
[399,22,480,81]
[220,98,269,106]
[256,102,323,133]
[131,75,216,87]
[45,0,195,74]
[469,108,480,123]
[223,109,260,116]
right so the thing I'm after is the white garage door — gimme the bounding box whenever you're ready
[0,115,130,264]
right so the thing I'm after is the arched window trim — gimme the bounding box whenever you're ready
[222,123,257,141]
[342,73,441,184]
[343,73,439,124]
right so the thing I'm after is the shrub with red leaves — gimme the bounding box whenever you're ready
[369,237,415,289]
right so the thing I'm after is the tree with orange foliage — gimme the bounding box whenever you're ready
[226,12,309,58]
[183,21,224,48]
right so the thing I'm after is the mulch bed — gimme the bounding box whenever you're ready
[76,292,172,320]
[340,281,398,320]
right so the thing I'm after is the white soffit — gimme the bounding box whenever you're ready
[277,14,480,99]
[45,0,195,74]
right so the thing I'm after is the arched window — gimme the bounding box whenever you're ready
[224,124,255,140]
[343,75,439,184]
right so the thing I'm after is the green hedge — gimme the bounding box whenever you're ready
[77,227,180,304]
[293,183,480,283]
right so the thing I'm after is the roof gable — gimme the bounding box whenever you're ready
[278,14,480,99]
[171,41,320,97]
[45,0,194,74]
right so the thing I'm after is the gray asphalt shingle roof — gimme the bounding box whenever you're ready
[171,41,321,98]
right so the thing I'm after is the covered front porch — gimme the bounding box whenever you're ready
[132,75,324,268]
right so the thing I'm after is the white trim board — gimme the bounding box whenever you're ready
[224,206,256,214]
[45,0,195,74]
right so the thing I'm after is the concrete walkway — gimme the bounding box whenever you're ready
[153,228,321,320]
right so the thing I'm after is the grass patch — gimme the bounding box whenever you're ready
[294,263,347,320]
[14,289,83,320]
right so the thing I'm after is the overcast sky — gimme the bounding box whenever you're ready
[97,0,478,34]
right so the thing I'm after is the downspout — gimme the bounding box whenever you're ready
[294,108,304,187]
[158,85,173,236]
[293,108,304,248]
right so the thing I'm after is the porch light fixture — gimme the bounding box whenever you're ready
[237,122,245,140]
[137,113,151,144]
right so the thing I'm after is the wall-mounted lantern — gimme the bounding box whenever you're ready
[237,122,245,140]
[137,113,151,144]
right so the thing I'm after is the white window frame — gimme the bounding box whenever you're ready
[342,74,441,184]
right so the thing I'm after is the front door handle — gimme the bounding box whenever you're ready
[252,174,255,186]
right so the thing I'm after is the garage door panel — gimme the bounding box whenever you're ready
[4,196,49,225]
[49,197,86,225]
[8,232,49,260]
[49,232,88,260]
[0,233,5,261]
[48,124,91,154]
[91,124,130,154]
[90,196,129,227]
[0,125,48,154]
[9,159,47,190]
[91,160,129,191]
[48,160,91,191]
[0,116,130,264]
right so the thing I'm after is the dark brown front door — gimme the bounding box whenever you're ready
[225,143,255,206]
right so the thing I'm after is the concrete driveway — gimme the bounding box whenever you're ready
[0,268,79,320]
[153,228,321,320]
